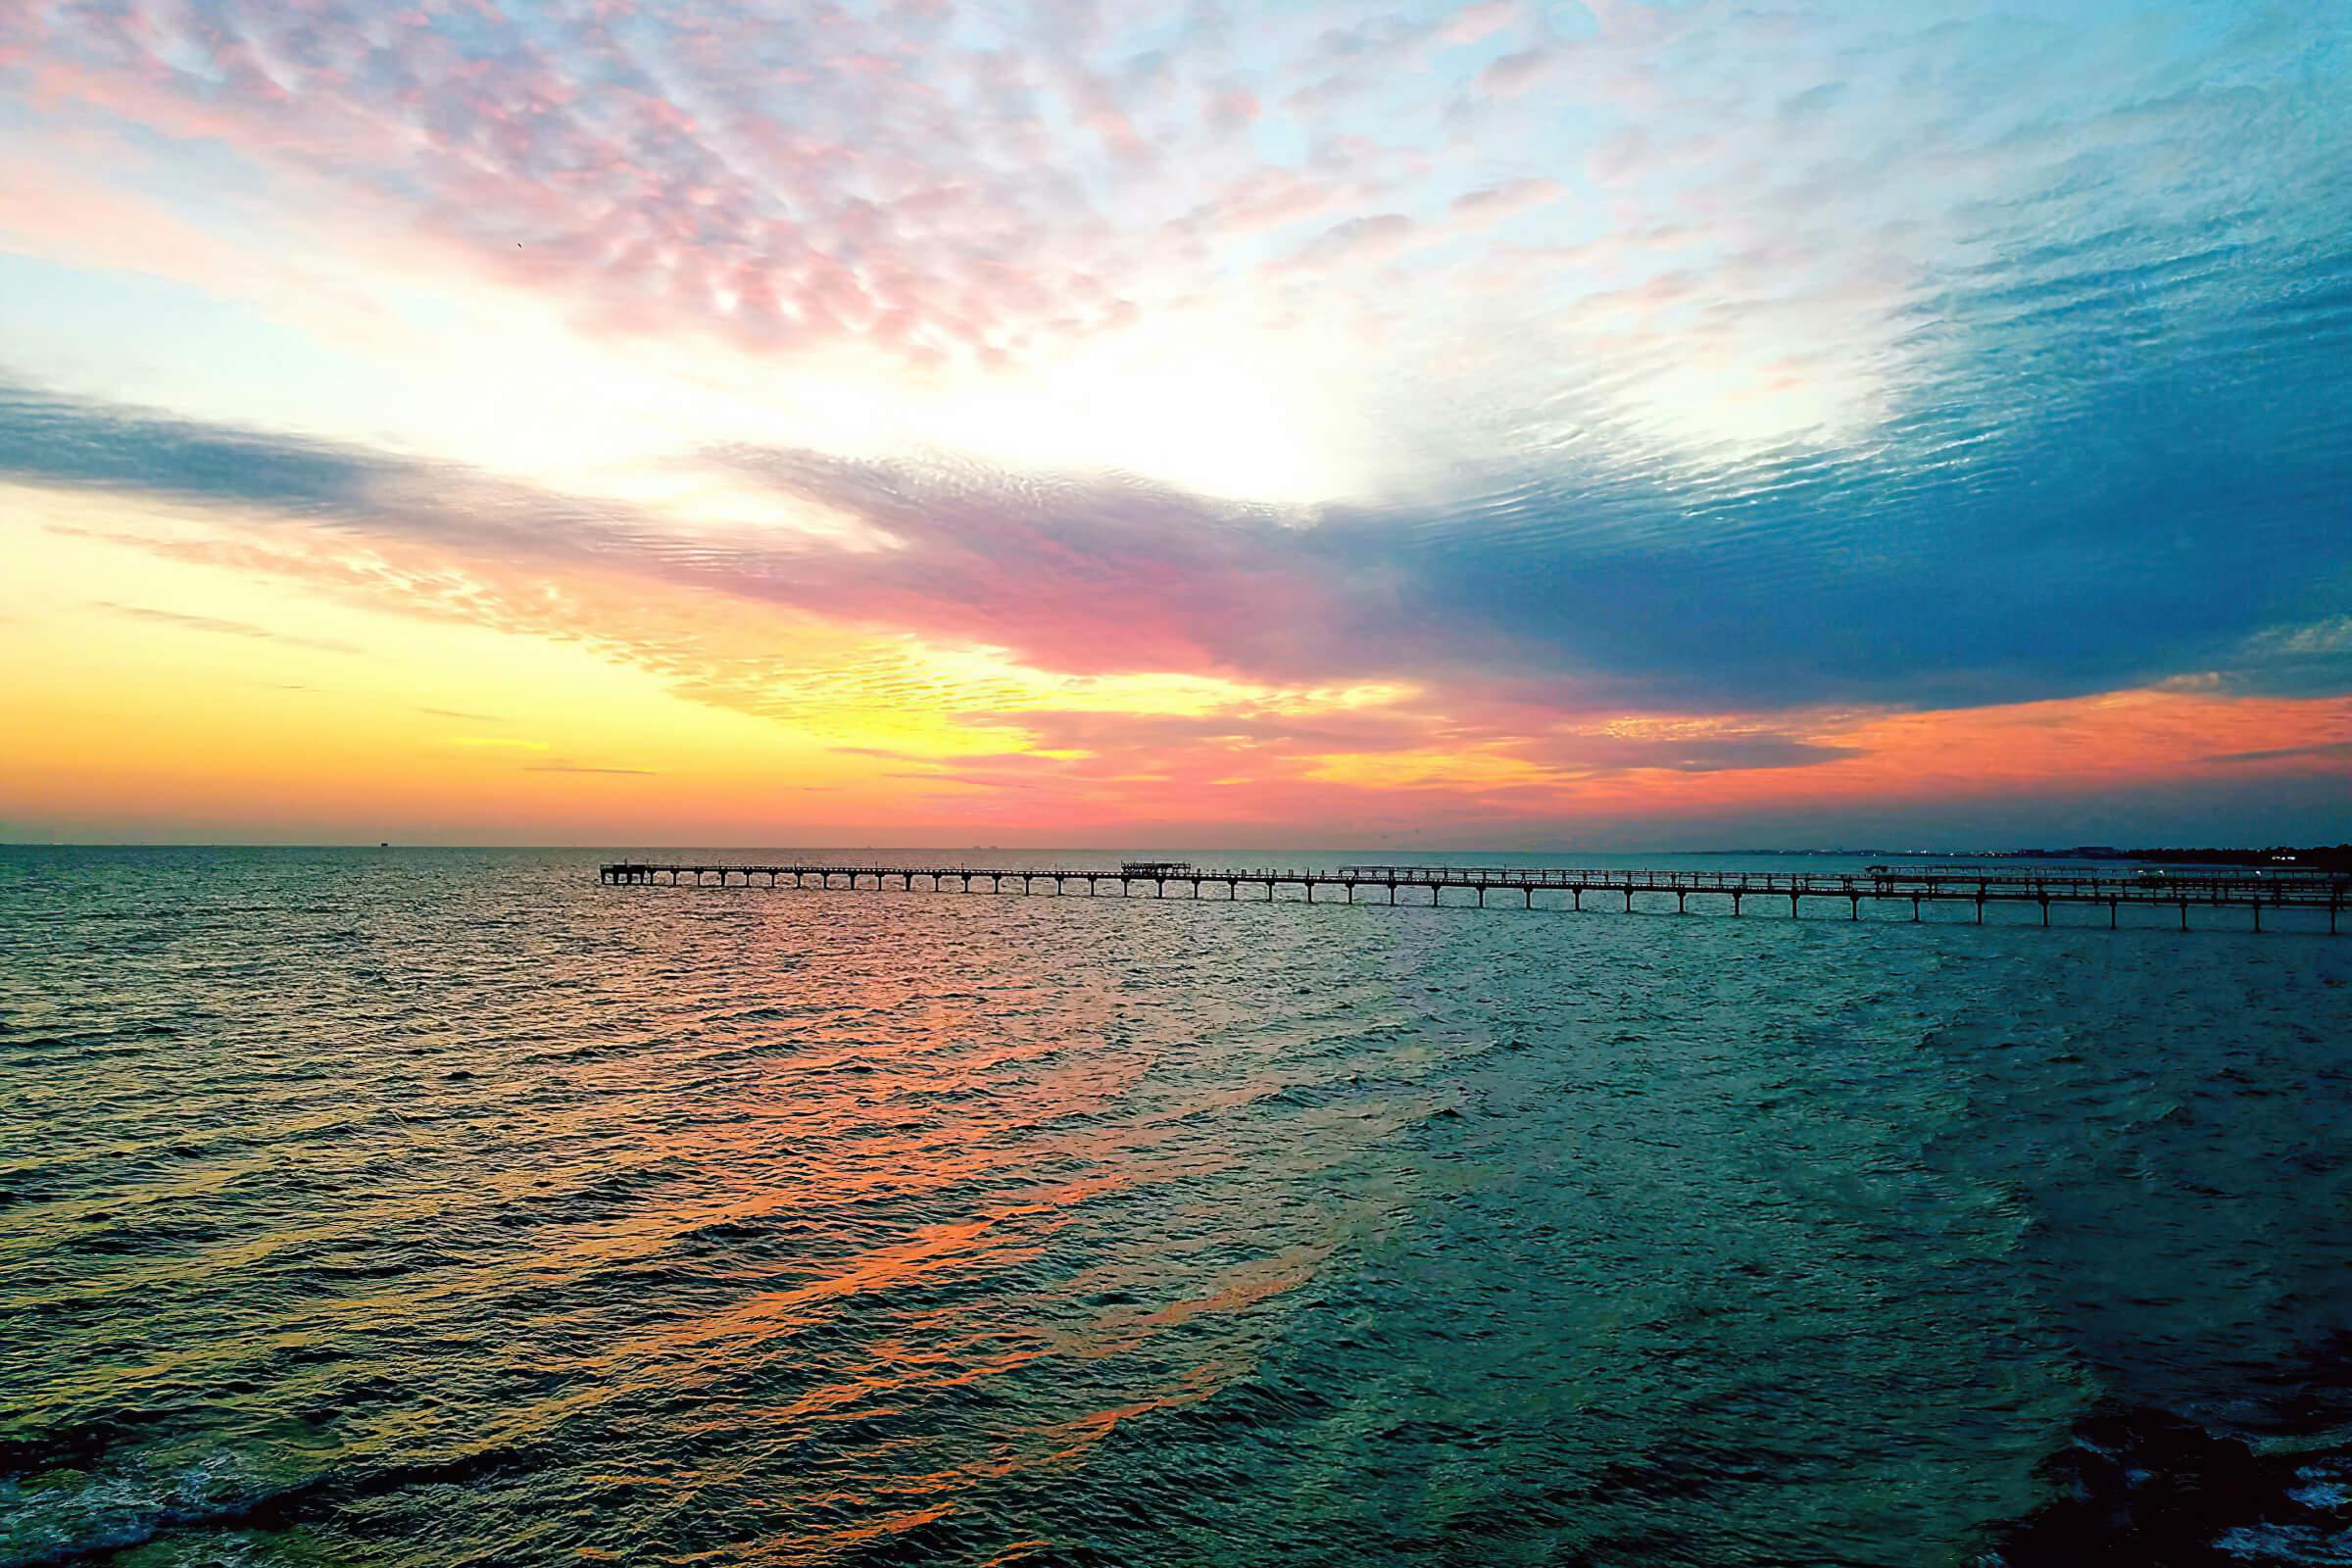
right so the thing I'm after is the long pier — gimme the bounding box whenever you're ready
[599,860,2348,932]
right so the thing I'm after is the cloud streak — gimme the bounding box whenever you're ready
[2209,740,2352,767]
[524,761,659,776]
[92,601,362,655]
[12,370,2350,720]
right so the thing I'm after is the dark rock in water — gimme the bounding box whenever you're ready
[0,1413,162,1478]
[1988,1403,2350,1565]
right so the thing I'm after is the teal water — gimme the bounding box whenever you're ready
[2,847,2349,1566]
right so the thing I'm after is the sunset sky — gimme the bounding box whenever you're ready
[2,0,2347,847]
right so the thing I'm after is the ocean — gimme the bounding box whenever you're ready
[3,846,2349,1566]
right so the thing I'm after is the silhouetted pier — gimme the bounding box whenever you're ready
[599,860,2348,932]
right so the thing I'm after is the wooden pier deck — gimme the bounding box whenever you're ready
[600,860,2349,932]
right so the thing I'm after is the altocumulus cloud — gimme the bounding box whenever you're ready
[3,0,2348,730]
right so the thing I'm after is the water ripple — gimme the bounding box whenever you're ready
[3,847,2350,1565]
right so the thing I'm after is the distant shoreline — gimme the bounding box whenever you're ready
[1737,844,2352,872]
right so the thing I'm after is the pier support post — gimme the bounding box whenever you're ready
[603,862,2348,935]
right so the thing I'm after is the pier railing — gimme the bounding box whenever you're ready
[598,859,2347,932]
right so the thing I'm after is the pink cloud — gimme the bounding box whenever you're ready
[1285,212,1417,271]
[1443,1,1521,46]
[1448,176,1563,225]
[1477,46,1557,97]
[1205,85,1260,132]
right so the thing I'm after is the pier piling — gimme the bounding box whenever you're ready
[597,860,2347,937]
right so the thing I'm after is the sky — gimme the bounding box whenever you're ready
[1,0,2347,849]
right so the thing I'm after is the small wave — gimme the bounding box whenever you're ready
[2212,1521,2352,1565]
[0,1443,537,1568]
[0,1452,319,1568]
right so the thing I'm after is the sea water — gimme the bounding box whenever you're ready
[3,847,2348,1565]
